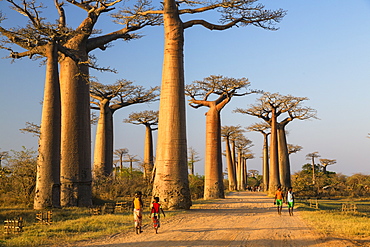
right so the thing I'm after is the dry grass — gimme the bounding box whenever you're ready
[297,198,370,241]
[0,207,179,247]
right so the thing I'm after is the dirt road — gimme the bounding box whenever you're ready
[73,192,363,247]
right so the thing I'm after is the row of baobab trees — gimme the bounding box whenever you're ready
[0,0,287,209]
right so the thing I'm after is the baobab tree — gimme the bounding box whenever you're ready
[0,1,65,209]
[124,154,140,178]
[221,125,244,191]
[234,135,253,191]
[114,148,129,172]
[247,122,270,191]
[320,158,336,174]
[306,152,321,185]
[243,152,255,188]
[188,147,201,176]
[276,97,316,189]
[235,93,286,193]
[185,75,254,199]
[1,0,162,207]
[90,80,159,178]
[235,93,316,192]
[127,0,285,209]
[288,144,303,155]
[124,110,159,181]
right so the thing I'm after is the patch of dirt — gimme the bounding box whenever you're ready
[68,192,368,247]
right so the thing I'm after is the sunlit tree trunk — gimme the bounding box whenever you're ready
[236,150,243,190]
[34,41,61,209]
[269,108,279,194]
[93,100,114,177]
[153,0,191,209]
[204,106,224,199]
[277,123,291,189]
[241,157,246,190]
[262,133,269,192]
[231,140,237,186]
[225,136,236,191]
[60,44,92,207]
[143,125,154,181]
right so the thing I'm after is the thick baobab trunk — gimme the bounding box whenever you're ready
[277,125,291,189]
[93,101,114,177]
[34,42,61,209]
[60,53,92,207]
[225,137,236,191]
[153,0,191,209]
[243,158,248,190]
[236,150,244,190]
[262,134,269,192]
[143,125,154,181]
[204,107,224,199]
[231,140,237,185]
[268,109,280,194]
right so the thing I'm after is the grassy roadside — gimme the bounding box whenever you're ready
[0,206,183,247]
[0,198,217,247]
[296,199,370,243]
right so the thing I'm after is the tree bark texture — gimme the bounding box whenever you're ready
[34,42,61,209]
[277,124,291,189]
[93,101,114,177]
[268,108,280,194]
[203,107,224,199]
[143,125,154,181]
[153,0,191,209]
[236,150,244,190]
[60,53,92,207]
[225,137,236,191]
[262,134,269,192]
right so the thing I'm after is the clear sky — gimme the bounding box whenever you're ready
[0,0,369,177]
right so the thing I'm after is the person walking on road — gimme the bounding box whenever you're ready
[286,187,295,216]
[274,186,284,215]
[132,191,144,234]
[150,197,166,234]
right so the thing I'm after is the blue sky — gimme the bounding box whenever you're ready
[0,0,369,176]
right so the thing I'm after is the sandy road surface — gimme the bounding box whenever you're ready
[71,192,366,247]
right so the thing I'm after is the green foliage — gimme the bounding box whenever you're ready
[188,174,204,200]
[293,164,370,198]
[0,147,37,207]
[92,167,149,203]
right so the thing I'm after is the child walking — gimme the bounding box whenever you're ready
[132,191,144,234]
[150,197,166,234]
[274,186,284,215]
[286,187,295,216]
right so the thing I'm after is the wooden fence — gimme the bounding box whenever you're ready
[341,203,357,213]
[36,211,53,225]
[4,218,23,234]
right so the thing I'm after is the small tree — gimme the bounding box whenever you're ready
[114,148,129,172]
[124,110,159,181]
[288,144,303,155]
[124,154,141,178]
[221,125,244,191]
[319,158,336,174]
[247,122,270,191]
[90,80,159,177]
[306,152,320,185]
[188,147,201,176]
[234,135,253,191]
